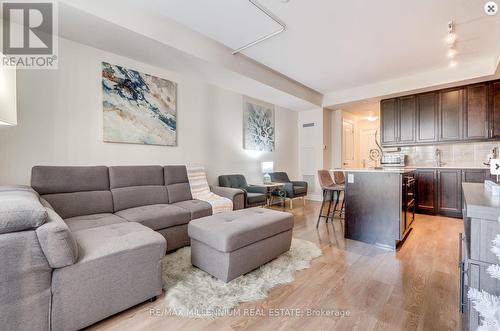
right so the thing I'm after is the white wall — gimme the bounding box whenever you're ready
[298,108,324,200]
[0,38,298,185]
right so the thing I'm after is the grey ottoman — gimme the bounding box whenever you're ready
[188,208,293,282]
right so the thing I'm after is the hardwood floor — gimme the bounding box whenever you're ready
[88,201,463,331]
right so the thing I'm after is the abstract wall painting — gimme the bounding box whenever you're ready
[102,62,177,146]
[243,97,275,152]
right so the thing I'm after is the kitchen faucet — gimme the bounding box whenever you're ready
[435,148,446,167]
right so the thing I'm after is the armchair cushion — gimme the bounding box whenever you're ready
[270,172,291,183]
[246,185,268,194]
[246,193,267,206]
[291,180,308,189]
[218,174,248,190]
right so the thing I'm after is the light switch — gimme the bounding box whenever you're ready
[347,173,354,183]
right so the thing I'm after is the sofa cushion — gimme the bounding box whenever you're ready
[64,213,127,232]
[115,204,190,230]
[188,208,294,252]
[164,166,193,203]
[109,166,169,211]
[42,191,114,219]
[0,189,47,234]
[51,222,166,331]
[108,166,164,189]
[36,209,79,268]
[294,186,307,195]
[246,192,267,205]
[31,166,110,194]
[31,166,113,219]
[111,186,168,212]
[172,200,212,220]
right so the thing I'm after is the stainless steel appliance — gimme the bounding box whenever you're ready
[380,153,406,167]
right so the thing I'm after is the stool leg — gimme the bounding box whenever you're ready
[316,190,327,228]
[332,190,340,218]
[325,190,333,223]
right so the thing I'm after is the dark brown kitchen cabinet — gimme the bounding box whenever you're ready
[415,169,437,214]
[417,92,439,143]
[491,82,500,138]
[380,79,500,147]
[381,98,398,144]
[464,84,489,140]
[462,169,487,183]
[399,95,416,143]
[437,169,462,217]
[439,88,464,141]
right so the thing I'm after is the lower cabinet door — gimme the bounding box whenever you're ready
[438,169,462,217]
[416,170,437,214]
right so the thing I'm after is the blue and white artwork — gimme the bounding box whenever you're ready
[243,97,275,152]
[102,62,177,146]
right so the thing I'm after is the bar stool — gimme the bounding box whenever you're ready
[332,171,346,218]
[316,170,344,228]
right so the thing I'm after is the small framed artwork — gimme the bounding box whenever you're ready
[243,96,275,152]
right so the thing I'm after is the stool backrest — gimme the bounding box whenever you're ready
[317,170,334,190]
[332,171,345,185]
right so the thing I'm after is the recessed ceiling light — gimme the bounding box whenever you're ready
[449,60,458,68]
[367,116,378,122]
[447,48,457,58]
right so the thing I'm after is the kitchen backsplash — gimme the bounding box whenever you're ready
[393,141,500,167]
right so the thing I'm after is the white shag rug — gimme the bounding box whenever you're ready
[162,238,322,318]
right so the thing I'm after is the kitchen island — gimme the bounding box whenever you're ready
[461,183,500,330]
[344,168,415,250]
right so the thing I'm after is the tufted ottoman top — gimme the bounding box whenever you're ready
[188,208,293,252]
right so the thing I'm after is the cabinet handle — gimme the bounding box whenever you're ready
[458,233,466,314]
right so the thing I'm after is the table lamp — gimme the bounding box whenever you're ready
[261,161,274,184]
[0,61,17,126]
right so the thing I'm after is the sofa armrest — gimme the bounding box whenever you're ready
[36,208,79,268]
[246,185,268,194]
[211,186,245,210]
[291,181,308,190]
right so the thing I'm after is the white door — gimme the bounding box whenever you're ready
[342,120,356,168]
[359,128,378,168]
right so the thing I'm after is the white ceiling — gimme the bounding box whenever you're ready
[125,0,500,94]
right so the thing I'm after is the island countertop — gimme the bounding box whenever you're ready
[336,168,415,174]
[463,182,500,220]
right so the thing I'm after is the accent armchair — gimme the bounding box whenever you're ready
[218,174,267,208]
[269,172,308,209]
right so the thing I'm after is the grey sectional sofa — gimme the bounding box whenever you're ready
[0,165,245,331]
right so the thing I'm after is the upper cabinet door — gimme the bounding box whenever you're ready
[491,82,500,138]
[417,92,438,142]
[464,84,488,140]
[439,88,464,141]
[399,95,416,143]
[381,98,398,145]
